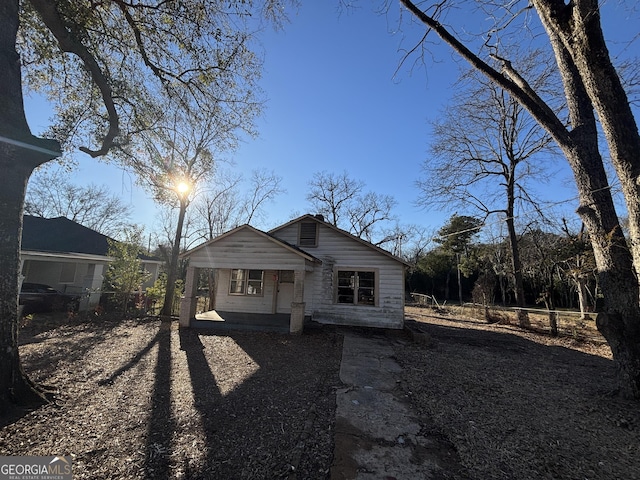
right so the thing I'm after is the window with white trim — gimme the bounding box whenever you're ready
[336,270,376,306]
[229,269,264,296]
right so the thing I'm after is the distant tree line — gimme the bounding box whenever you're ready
[408,214,597,320]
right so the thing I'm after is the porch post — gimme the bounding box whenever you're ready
[86,264,105,311]
[179,266,198,327]
[290,269,305,334]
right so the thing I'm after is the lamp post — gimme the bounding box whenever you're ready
[160,179,191,319]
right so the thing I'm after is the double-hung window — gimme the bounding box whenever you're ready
[336,270,376,306]
[229,269,264,296]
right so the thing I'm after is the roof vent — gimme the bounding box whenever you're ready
[314,214,325,222]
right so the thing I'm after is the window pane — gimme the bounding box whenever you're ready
[229,269,245,294]
[248,269,263,280]
[60,263,76,283]
[279,270,294,283]
[337,271,355,304]
[357,271,375,305]
[247,270,263,295]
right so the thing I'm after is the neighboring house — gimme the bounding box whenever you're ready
[179,214,408,332]
[21,216,161,311]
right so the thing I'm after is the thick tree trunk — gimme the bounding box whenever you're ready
[543,26,640,398]
[534,0,640,275]
[0,0,61,412]
[0,148,53,412]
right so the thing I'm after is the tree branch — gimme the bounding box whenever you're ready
[29,0,119,157]
[399,0,570,146]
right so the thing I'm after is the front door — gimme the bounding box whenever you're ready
[276,270,294,313]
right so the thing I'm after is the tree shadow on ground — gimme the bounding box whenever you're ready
[177,327,342,479]
[143,321,175,480]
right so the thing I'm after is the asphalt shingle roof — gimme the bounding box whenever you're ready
[22,215,114,256]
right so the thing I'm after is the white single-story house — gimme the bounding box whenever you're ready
[179,214,408,332]
[21,215,162,311]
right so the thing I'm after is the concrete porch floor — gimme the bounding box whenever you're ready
[192,310,291,333]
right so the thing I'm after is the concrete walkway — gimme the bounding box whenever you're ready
[330,331,467,479]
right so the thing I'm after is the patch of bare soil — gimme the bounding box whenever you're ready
[397,306,640,480]
[5,308,640,480]
[1,314,343,479]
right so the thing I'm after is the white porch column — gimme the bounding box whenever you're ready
[290,269,305,334]
[179,266,199,327]
[84,263,105,311]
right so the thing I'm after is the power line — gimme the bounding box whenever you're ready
[432,183,618,241]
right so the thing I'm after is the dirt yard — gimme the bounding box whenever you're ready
[1,307,639,479]
[1,315,343,479]
[398,306,640,480]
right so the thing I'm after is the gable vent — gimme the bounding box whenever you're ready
[299,222,318,247]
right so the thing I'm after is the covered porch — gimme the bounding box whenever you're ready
[180,266,312,333]
[178,225,321,334]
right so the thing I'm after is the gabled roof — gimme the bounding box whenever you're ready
[21,215,161,262]
[269,214,410,266]
[181,224,322,263]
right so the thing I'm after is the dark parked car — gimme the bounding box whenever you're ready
[19,283,81,314]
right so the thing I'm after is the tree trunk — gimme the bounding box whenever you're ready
[160,197,188,318]
[505,177,529,327]
[456,253,463,305]
[534,0,640,276]
[544,27,640,398]
[0,147,51,412]
[0,0,61,411]
[574,273,590,320]
[542,288,558,337]
[444,268,451,301]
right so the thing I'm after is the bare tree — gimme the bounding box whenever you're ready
[307,171,364,226]
[191,171,244,242]
[348,191,398,243]
[191,168,284,243]
[241,169,286,225]
[25,169,133,238]
[399,0,640,397]
[417,61,556,326]
[307,170,397,243]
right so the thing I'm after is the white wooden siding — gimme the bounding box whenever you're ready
[187,228,311,271]
[273,222,405,328]
[215,269,278,314]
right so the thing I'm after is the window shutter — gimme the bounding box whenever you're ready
[299,222,318,247]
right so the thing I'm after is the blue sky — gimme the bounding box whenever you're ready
[23,2,638,239]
